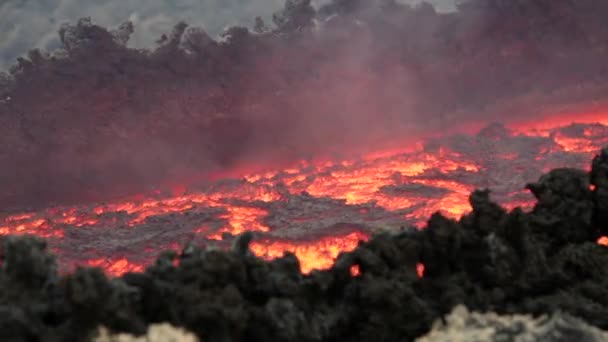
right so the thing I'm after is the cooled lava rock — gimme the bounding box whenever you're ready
[0,148,608,341]
[592,147,608,236]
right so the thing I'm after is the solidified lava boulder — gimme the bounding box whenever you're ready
[0,148,608,341]
[526,168,596,246]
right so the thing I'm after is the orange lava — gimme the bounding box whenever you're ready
[92,187,280,228]
[302,153,477,216]
[0,216,64,239]
[249,231,369,274]
[86,258,145,277]
[350,264,361,277]
[510,110,608,132]
[416,263,425,278]
[207,206,271,240]
[599,236,608,247]
[0,115,606,277]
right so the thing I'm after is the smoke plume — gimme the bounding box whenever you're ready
[1,0,608,209]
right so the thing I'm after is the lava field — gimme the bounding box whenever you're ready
[0,144,607,341]
[1,114,607,277]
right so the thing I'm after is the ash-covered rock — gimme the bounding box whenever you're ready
[0,148,608,341]
[95,324,197,342]
[417,305,608,342]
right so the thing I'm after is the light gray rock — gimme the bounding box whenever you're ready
[417,305,608,342]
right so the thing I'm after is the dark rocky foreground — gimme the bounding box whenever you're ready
[1,147,608,342]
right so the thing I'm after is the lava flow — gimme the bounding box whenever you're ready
[1,112,607,276]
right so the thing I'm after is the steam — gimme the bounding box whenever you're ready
[0,0,607,209]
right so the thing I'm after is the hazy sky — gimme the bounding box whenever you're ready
[0,0,456,70]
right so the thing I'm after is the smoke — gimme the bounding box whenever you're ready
[1,0,607,209]
[0,0,456,70]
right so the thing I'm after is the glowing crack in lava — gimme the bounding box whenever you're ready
[1,111,608,277]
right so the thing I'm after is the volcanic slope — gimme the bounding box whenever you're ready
[0,147,607,341]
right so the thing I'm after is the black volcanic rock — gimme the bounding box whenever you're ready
[526,168,597,246]
[592,147,608,236]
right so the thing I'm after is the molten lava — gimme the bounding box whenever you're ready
[250,231,369,274]
[86,258,145,276]
[416,263,425,278]
[350,264,361,277]
[1,111,607,276]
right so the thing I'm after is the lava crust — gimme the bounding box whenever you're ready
[0,147,607,341]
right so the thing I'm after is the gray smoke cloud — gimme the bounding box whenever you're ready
[0,0,456,70]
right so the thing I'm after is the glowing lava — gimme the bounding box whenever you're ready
[86,258,145,277]
[0,112,607,276]
[416,263,425,278]
[249,231,369,274]
[208,206,271,240]
[350,264,361,277]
